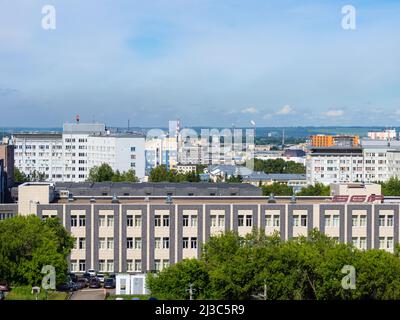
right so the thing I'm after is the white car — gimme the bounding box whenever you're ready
[97,274,105,283]
[87,269,96,277]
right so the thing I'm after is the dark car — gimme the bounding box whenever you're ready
[103,278,116,289]
[0,280,10,292]
[89,278,101,289]
[77,278,88,289]
[56,282,75,292]
[67,273,78,283]
[82,272,91,281]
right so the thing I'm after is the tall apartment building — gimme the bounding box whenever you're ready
[368,129,397,140]
[311,135,359,147]
[12,123,146,182]
[0,160,5,203]
[306,139,400,185]
[0,181,397,274]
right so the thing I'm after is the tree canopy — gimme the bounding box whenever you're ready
[296,183,330,196]
[381,177,400,196]
[251,158,306,174]
[149,165,200,183]
[147,230,400,300]
[261,182,293,196]
[0,216,74,286]
[87,163,139,182]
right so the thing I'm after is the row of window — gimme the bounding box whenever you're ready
[70,259,168,273]
[69,214,397,229]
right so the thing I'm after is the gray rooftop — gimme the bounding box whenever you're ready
[53,182,262,197]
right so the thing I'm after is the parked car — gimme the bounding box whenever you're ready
[88,278,101,289]
[0,280,10,292]
[87,269,96,277]
[77,278,88,289]
[103,278,116,289]
[108,274,116,279]
[82,272,91,281]
[56,281,75,292]
[67,273,78,283]
[96,274,105,283]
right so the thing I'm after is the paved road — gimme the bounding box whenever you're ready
[69,288,106,300]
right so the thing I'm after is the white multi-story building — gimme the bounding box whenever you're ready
[306,139,400,185]
[367,129,396,140]
[12,123,146,182]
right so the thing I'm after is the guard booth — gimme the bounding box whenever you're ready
[116,274,149,295]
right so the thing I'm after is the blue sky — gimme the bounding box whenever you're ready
[0,0,400,127]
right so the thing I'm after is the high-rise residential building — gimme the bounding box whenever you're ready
[0,160,5,203]
[306,139,400,185]
[311,135,359,147]
[367,129,397,140]
[12,122,145,182]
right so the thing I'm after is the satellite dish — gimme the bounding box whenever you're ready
[250,120,256,126]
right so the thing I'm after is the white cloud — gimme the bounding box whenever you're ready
[276,105,294,115]
[241,107,258,114]
[324,109,344,117]
[262,113,272,119]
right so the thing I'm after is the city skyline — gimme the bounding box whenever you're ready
[1,0,400,127]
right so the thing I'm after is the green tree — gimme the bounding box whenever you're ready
[0,216,74,286]
[261,182,293,196]
[381,177,400,196]
[147,259,210,300]
[251,158,306,174]
[149,165,200,183]
[297,183,330,196]
[88,163,139,182]
[14,167,29,183]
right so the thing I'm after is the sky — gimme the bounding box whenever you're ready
[0,0,400,128]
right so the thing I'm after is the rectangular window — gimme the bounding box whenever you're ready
[238,215,244,227]
[79,237,86,250]
[293,216,300,227]
[70,260,78,272]
[379,237,385,249]
[134,238,142,250]
[387,237,394,249]
[107,238,114,250]
[265,215,272,227]
[127,215,133,227]
[163,215,170,227]
[359,215,366,227]
[191,237,197,249]
[127,237,133,249]
[107,216,114,227]
[99,260,106,272]
[134,215,142,227]
[79,260,86,272]
[191,216,198,227]
[301,215,307,227]
[324,216,331,227]
[183,215,189,227]
[127,259,133,272]
[273,215,280,227]
[155,238,161,249]
[79,215,86,227]
[135,260,142,272]
[99,238,106,250]
[352,215,358,227]
[107,260,114,272]
[360,237,367,250]
[163,237,170,249]
[210,215,217,227]
[71,215,77,227]
[387,215,394,227]
[154,215,161,227]
[246,215,252,227]
[155,260,161,271]
[379,215,385,227]
[183,237,189,249]
[352,237,358,248]
[333,215,340,227]
[99,215,106,227]
[218,216,225,227]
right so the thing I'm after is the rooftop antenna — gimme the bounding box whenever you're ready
[76,114,80,124]
[128,119,130,132]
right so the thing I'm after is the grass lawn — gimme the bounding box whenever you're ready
[5,286,69,300]
[106,294,152,300]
